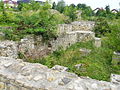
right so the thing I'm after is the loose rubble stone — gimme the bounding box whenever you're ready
[111,74,120,84]
[74,64,85,69]
[51,65,69,72]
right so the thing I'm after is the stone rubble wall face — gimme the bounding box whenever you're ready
[51,31,95,51]
[58,21,95,35]
[51,33,77,51]
[0,41,18,58]
[0,21,95,57]
[18,35,50,59]
[0,57,120,90]
[71,21,95,31]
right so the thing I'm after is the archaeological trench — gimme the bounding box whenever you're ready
[0,21,120,90]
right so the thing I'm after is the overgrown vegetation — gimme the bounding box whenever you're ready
[0,0,120,81]
[0,1,68,41]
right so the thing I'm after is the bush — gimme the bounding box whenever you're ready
[94,18,111,37]
[103,23,120,51]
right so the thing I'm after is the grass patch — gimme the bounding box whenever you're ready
[27,41,120,81]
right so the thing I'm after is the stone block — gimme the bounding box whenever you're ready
[51,65,69,72]
[74,64,85,69]
[94,37,101,48]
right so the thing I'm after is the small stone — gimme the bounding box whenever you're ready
[51,65,69,72]
[0,45,6,49]
[111,74,120,84]
[74,64,84,69]
[27,75,33,80]
[91,83,98,89]
[4,62,12,68]
[62,77,71,85]
[33,75,43,81]
[47,77,55,82]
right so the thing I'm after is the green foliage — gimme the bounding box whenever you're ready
[0,1,67,41]
[105,6,111,14]
[52,2,57,9]
[63,6,77,21]
[94,18,111,37]
[76,3,93,20]
[27,41,118,81]
[103,22,120,51]
[55,0,65,13]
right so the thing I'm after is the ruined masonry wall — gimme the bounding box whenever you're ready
[0,57,120,90]
[57,21,95,34]
[0,41,18,58]
[51,31,95,51]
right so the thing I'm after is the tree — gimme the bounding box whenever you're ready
[96,9,106,17]
[105,5,111,14]
[77,3,86,9]
[63,6,77,21]
[56,0,65,13]
[94,18,111,37]
[52,2,57,9]
[70,4,76,8]
[18,2,23,11]
[104,24,120,51]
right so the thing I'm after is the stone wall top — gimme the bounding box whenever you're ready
[71,21,95,25]
[58,21,95,35]
[0,56,120,90]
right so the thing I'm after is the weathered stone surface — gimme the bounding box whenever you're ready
[0,57,120,90]
[111,74,120,84]
[51,31,95,51]
[94,37,101,48]
[74,64,85,69]
[71,21,95,31]
[0,21,96,58]
[19,35,51,59]
[0,41,18,58]
[52,65,69,72]
[57,21,95,35]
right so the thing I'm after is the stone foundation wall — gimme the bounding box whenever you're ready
[0,57,120,90]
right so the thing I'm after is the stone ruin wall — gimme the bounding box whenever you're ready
[57,21,95,35]
[0,41,18,59]
[0,21,120,90]
[53,21,95,51]
[51,31,95,51]
[0,57,120,90]
[0,21,96,58]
